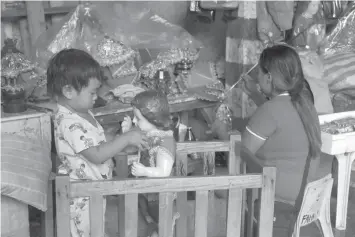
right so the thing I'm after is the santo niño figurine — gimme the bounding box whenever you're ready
[290,0,326,51]
[121,90,179,237]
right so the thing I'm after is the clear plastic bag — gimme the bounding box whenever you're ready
[324,3,355,56]
[290,1,326,51]
[33,2,202,69]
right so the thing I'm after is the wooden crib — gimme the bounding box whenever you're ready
[55,135,276,237]
[55,171,275,237]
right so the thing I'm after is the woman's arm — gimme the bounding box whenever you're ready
[242,127,267,154]
[241,103,277,154]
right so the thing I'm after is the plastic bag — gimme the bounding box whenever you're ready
[298,50,334,114]
[290,1,326,51]
[266,1,294,31]
[257,1,282,43]
[322,0,349,19]
[33,2,202,69]
[323,52,355,95]
[108,2,202,50]
[324,4,355,56]
[33,3,137,69]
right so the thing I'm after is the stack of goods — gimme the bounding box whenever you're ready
[135,47,200,102]
[321,117,355,135]
[323,3,355,112]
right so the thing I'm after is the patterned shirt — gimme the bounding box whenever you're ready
[54,104,113,181]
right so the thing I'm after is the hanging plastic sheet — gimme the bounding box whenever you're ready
[324,3,355,56]
[290,1,326,51]
[266,1,294,31]
[33,3,136,70]
[33,2,201,67]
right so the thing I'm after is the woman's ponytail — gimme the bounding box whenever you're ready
[290,78,321,159]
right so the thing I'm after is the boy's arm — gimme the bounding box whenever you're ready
[80,134,130,164]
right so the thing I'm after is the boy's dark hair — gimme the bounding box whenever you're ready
[47,48,103,96]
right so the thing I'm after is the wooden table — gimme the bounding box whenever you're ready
[29,93,219,141]
[319,111,355,231]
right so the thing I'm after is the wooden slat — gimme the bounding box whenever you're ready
[227,188,243,237]
[19,18,31,58]
[176,141,230,153]
[90,194,104,237]
[195,190,209,237]
[25,1,46,59]
[176,192,187,237]
[70,175,263,197]
[246,189,258,237]
[125,194,138,237]
[159,192,174,237]
[229,134,241,175]
[175,152,188,237]
[1,6,75,19]
[258,167,276,237]
[55,175,71,237]
[41,180,54,237]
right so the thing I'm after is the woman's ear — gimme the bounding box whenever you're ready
[62,85,75,99]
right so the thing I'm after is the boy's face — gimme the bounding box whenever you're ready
[65,78,101,112]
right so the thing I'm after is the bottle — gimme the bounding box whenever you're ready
[158,70,167,95]
[185,127,200,160]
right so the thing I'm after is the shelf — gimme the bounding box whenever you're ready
[1,6,75,19]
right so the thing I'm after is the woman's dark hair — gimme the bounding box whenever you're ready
[131,90,172,131]
[47,48,103,96]
[259,45,321,159]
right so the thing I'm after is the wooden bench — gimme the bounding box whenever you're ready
[55,168,276,237]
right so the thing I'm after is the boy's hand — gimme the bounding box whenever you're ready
[131,162,146,177]
[124,130,148,151]
[121,115,132,133]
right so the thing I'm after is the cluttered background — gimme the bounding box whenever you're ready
[1,1,355,125]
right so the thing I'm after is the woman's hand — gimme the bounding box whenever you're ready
[131,162,147,177]
[121,115,132,133]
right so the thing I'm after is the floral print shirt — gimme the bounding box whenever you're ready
[54,104,113,181]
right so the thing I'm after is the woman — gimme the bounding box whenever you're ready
[241,44,322,235]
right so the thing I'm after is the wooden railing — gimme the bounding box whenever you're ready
[55,135,276,237]
[55,169,276,237]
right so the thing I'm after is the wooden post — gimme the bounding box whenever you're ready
[114,153,129,237]
[19,19,32,59]
[175,152,188,237]
[55,175,71,237]
[25,1,46,59]
[258,167,276,237]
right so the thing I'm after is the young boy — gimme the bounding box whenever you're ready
[48,48,148,237]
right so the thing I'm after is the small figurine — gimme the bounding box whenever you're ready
[291,0,326,51]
